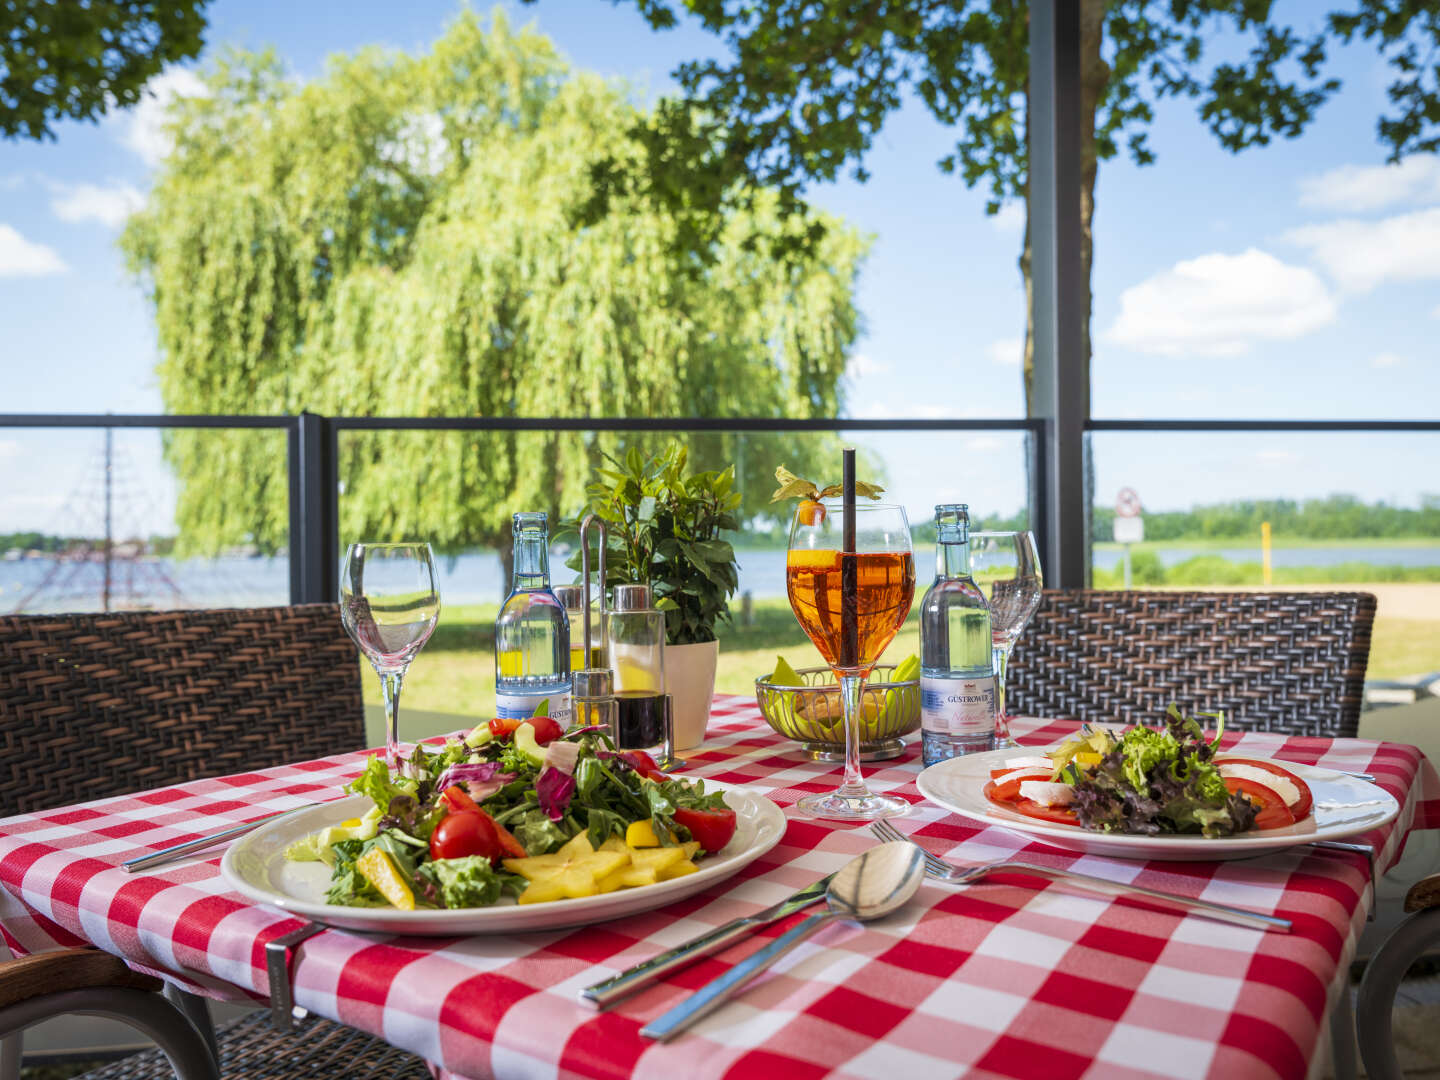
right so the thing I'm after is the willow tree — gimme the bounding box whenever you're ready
[121,11,866,567]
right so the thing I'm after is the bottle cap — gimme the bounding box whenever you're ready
[553,585,584,610]
[612,583,652,612]
[572,668,614,699]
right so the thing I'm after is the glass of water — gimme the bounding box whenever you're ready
[340,542,441,767]
[968,531,1043,748]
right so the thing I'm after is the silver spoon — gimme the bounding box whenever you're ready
[640,840,927,1041]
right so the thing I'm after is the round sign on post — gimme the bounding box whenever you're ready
[1116,487,1142,518]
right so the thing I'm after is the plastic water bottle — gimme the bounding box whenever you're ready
[494,512,571,724]
[920,504,997,764]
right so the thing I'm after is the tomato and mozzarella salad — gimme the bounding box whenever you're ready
[982,707,1314,838]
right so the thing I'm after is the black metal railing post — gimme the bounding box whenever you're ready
[289,411,339,605]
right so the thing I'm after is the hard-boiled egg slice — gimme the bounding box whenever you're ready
[1217,763,1301,808]
[1018,780,1077,807]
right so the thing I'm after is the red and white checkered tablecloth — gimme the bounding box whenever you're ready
[2,696,1438,1080]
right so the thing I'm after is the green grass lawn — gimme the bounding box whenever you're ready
[365,591,1439,715]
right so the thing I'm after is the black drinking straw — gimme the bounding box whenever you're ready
[840,448,858,669]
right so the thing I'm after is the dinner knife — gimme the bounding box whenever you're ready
[120,801,334,873]
[579,873,836,1010]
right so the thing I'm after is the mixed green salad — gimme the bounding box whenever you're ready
[1057,707,1259,837]
[286,712,737,910]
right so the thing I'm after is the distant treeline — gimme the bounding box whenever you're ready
[914,495,1440,544]
[0,532,177,555]
[1091,494,1440,543]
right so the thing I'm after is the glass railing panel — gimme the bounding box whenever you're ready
[1088,430,1440,711]
[0,425,291,614]
[336,425,1033,722]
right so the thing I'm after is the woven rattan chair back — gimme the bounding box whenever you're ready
[1006,589,1376,738]
[0,605,363,818]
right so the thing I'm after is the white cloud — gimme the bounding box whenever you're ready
[848,353,890,378]
[0,225,67,277]
[984,337,1022,367]
[122,68,208,166]
[1432,304,1440,319]
[964,436,1003,453]
[1283,208,1440,293]
[991,202,1024,233]
[50,182,145,228]
[0,440,20,462]
[1369,352,1405,369]
[1103,248,1336,357]
[847,400,956,420]
[1298,157,1440,212]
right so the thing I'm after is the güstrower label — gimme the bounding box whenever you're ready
[921,676,997,734]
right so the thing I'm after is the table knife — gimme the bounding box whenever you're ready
[579,873,835,1010]
[121,801,333,873]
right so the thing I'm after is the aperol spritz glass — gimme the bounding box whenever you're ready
[787,500,915,819]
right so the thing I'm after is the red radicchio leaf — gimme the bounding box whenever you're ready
[435,761,515,796]
[535,766,577,822]
[543,740,581,776]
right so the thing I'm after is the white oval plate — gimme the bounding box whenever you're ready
[916,748,1399,861]
[221,787,786,933]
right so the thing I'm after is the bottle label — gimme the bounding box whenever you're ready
[495,691,572,725]
[921,675,996,736]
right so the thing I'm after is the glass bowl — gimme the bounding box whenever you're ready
[753,663,920,761]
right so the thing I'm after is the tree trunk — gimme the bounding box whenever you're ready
[1021,0,1108,420]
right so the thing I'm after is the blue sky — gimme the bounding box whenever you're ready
[1,0,1436,539]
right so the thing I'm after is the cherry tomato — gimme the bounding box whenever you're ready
[439,784,480,815]
[429,809,502,863]
[488,717,522,740]
[672,807,737,853]
[524,715,564,746]
[1218,758,1312,821]
[1223,777,1297,830]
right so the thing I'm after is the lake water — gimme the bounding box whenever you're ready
[2,542,1437,614]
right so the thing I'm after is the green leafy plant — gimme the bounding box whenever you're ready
[573,443,741,646]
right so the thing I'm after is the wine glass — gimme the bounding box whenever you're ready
[340,543,441,767]
[787,501,915,820]
[968,531,1043,748]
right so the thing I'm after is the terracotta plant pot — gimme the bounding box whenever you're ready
[664,639,719,750]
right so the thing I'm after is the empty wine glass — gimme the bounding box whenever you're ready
[968,531,1043,748]
[340,543,441,767]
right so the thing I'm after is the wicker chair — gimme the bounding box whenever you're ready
[0,606,431,1080]
[1006,589,1376,738]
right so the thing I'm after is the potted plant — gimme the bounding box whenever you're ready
[574,443,741,748]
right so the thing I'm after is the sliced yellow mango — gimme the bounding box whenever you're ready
[355,848,415,910]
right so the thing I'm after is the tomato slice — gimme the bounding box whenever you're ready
[524,715,564,746]
[672,807,737,853]
[1217,758,1312,821]
[982,781,1079,826]
[617,750,667,782]
[1223,776,1297,830]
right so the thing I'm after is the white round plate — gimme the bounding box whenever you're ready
[221,787,786,933]
[916,747,1399,861]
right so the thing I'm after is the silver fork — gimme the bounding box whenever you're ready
[869,820,1292,933]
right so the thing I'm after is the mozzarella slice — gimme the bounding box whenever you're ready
[993,766,1053,787]
[1005,756,1055,771]
[1018,780,1077,807]
[1217,763,1301,807]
